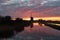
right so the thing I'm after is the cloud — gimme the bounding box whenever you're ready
[0,0,60,7]
[0,0,60,18]
[41,0,60,6]
[0,0,38,7]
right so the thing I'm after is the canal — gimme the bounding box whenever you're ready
[1,23,60,40]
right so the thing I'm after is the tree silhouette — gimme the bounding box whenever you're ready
[4,16,11,21]
[15,18,22,22]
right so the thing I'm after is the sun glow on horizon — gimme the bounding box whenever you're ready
[23,17,40,20]
[23,17,60,21]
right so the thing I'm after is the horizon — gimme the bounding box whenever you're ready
[21,17,60,21]
[10,16,60,21]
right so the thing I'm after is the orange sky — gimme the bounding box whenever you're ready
[11,7,60,21]
[13,9,60,21]
[23,17,60,21]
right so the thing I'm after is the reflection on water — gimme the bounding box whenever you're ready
[1,23,60,40]
[33,23,39,26]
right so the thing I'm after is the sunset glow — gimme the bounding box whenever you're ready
[23,17,60,21]
[23,17,40,20]
[42,17,60,21]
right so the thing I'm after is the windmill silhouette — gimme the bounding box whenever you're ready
[30,13,34,28]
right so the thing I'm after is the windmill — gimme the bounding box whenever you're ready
[30,13,33,28]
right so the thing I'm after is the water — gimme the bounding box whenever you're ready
[1,23,60,40]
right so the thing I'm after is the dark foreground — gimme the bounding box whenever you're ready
[0,16,60,38]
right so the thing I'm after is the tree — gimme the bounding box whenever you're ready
[15,18,23,21]
[4,16,11,20]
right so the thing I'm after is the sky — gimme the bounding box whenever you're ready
[0,0,60,18]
